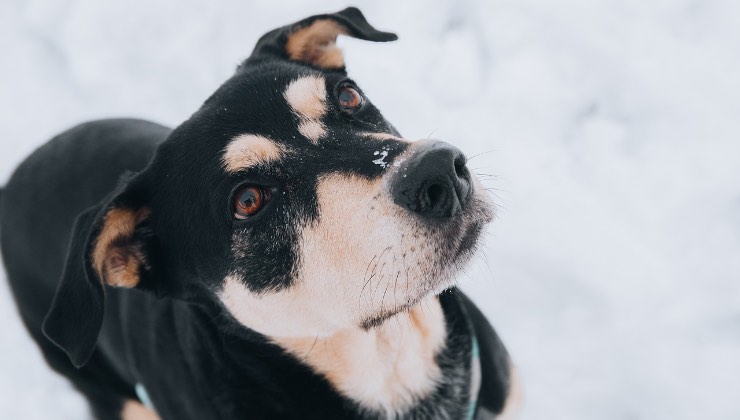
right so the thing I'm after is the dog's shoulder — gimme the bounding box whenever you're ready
[9,118,168,187]
[46,118,169,161]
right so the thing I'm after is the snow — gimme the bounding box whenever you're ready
[373,149,390,168]
[2,0,740,419]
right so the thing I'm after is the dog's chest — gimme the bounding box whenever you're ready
[274,297,474,419]
[124,295,476,420]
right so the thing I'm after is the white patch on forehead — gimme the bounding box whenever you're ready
[284,75,328,144]
[222,134,283,173]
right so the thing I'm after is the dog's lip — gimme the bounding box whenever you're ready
[457,221,483,255]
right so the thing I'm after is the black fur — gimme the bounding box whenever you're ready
[0,8,512,420]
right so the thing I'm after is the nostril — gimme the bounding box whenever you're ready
[454,155,469,181]
[452,154,472,210]
[426,184,445,210]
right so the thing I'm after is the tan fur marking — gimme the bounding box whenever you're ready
[91,207,150,288]
[298,120,327,142]
[285,20,348,69]
[222,134,284,173]
[121,400,160,420]
[275,297,446,416]
[103,247,140,288]
[284,75,327,120]
[220,275,348,337]
[284,76,328,144]
[360,132,404,141]
[315,46,345,69]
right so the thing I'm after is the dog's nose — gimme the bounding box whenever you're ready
[391,141,472,218]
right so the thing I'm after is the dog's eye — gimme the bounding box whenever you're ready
[337,85,363,112]
[234,185,271,219]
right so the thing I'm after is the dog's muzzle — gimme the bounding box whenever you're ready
[390,141,472,219]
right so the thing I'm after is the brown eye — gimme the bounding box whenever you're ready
[337,85,363,112]
[234,185,270,219]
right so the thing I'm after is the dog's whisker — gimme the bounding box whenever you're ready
[380,282,390,319]
[466,150,496,161]
[360,272,377,312]
[302,336,320,361]
[362,254,379,286]
[393,272,400,318]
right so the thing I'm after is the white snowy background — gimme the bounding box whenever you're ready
[1,1,739,419]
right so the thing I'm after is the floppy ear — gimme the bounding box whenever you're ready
[246,7,397,70]
[42,171,158,367]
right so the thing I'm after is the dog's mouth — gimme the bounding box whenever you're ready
[359,212,489,330]
[439,191,493,262]
[454,220,484,260]
[433,216,488,287]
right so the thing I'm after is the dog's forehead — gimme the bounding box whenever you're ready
[206,63,337,142]
[231,63,329,106]
[154,60,404,184]
[220,73,330,173]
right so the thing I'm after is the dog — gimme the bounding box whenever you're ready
[0,7,520,420]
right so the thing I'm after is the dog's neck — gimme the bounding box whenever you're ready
[272,297,447,416]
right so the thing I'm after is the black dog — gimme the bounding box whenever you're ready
[0,8,519,420]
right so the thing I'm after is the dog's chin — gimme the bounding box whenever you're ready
[358,280,455,331]
[359,216,487,330]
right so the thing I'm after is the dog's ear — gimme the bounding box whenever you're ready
[42,171,158,367]
[246,7,397,70]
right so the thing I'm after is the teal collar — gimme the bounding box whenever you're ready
[135,383,156,411]
[467,332,482,420]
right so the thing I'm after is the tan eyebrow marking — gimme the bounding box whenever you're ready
[359,132,405,141]
[284,75,328,144]
[298,120,327,142]
[222,134,284,173]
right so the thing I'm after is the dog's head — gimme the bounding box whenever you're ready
[43,8,494,367]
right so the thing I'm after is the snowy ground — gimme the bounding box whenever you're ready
[2,1,739,419]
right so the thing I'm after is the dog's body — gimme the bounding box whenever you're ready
[1,8,518,420]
